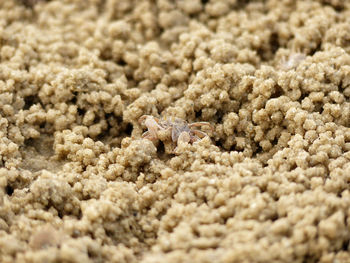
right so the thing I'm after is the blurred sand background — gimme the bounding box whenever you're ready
[1,0,350,262]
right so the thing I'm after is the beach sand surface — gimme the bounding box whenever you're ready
[1,0,350,262]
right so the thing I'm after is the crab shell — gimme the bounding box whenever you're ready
[139,115,213,145]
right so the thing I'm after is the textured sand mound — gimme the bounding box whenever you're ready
[1,0,350,262]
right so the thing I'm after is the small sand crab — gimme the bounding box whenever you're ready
[279,52,306,71]
[138,115,213,146]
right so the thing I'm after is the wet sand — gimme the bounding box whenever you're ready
[1,0,350,262]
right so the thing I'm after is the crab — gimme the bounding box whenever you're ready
[279,52,306,71]
[138,115,213,146]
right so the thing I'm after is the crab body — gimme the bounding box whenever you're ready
[138,115,213,147]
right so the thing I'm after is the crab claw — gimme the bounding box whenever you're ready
[139,115,164,142]
[138,115,149,124]
[139,115,161,125]
[177,131,191,144]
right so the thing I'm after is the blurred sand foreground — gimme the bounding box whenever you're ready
[1,0,350,262]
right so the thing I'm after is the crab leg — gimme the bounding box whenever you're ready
[192,129,208,139]
[141,130,150,138]
[141,131,158,143]
[188,122,214,131]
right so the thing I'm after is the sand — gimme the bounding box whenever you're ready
[1,0,350,262]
